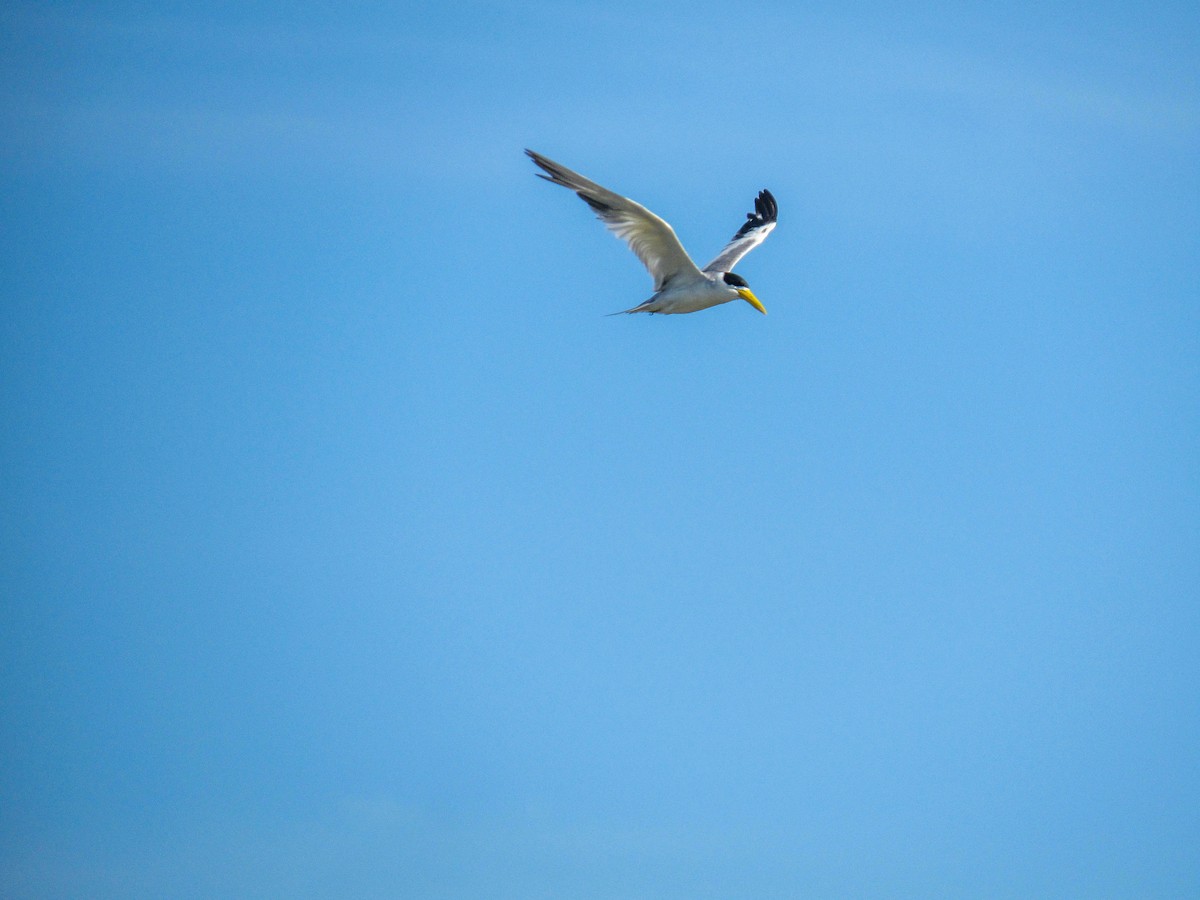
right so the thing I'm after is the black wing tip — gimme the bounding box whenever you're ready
[733,188,778,238]
[527,150,612,215]
[527,149,581,194]
[525,148,548,165]
[525,148,559,178]
[754,189,778,222]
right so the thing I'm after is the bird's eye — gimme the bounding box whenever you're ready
[722,272,748,288]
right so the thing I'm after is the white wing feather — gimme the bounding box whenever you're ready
[525,149,704,291]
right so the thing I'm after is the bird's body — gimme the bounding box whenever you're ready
[526,149,777,315]
[620,278,750,316]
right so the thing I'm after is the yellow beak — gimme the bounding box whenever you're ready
[736,287,767,315]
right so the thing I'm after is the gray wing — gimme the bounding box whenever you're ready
[526,149,704,291]
[702,189,778,274]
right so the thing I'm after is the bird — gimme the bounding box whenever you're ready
[526,149,777,316]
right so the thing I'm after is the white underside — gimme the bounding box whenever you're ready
[623,276,740,315]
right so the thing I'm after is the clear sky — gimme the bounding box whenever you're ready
[2,1,1198,896]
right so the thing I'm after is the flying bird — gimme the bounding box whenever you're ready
[526,149,777,315]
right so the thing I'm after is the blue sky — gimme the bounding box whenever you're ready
[2,1,1198,896]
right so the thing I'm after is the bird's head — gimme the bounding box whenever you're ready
[722,272,767,314]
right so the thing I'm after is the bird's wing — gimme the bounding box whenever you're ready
[702,189,778,274]
[526,149,704,291]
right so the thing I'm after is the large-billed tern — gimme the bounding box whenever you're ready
[526,149,777,316]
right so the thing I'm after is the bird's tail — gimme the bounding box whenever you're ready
[607,299,654,316]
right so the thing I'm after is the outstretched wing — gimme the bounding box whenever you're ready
[702,189,778,274]
[526,149,704,291]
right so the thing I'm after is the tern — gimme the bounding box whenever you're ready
[526,149,776,315]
